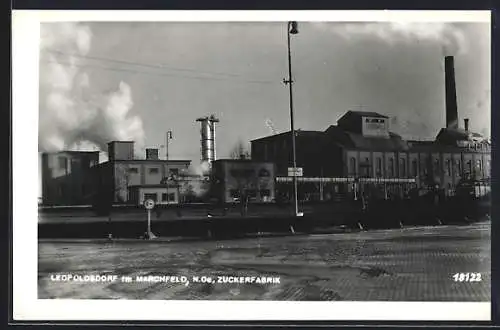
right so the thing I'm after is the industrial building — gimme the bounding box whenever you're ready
[210,159,276,203]
[40,151,100,205]
[94,141,192,205]
[39,56,490,207]
[251,56,491,200]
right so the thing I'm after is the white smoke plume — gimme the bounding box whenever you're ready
[315,22,468,55]
[175,161,212,198]
[39,22,145,156]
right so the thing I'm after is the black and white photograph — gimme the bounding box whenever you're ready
[12,10,491,321]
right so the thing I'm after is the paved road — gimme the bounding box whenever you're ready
[38,222,491,301]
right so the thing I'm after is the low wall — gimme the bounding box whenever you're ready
[38,198,490,239]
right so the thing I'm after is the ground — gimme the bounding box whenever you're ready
[38,222,491,301]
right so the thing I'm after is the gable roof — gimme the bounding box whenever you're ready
[338,110,389,123]
[251,130,324,143]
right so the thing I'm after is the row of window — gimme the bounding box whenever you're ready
[144,192,176,202]
[229,168,271,178]
[365,118,385,124]
[349,156,490,178]
[127,167,180,175]
[229,189,271,198]
[57,156,98,171]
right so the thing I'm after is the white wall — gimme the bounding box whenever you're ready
[139,187,178,205]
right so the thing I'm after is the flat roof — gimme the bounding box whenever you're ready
[214,158,273,163]
[111,159,191,163]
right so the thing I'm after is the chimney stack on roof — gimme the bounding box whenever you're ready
[444,56,459,130]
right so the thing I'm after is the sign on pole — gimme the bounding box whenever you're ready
[144,199,155,210]
[143,199,157,239]
[287,167,303,177]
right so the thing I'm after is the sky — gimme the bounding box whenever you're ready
[38,20,491,164]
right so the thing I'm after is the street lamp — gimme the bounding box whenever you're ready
[284,21,301,217]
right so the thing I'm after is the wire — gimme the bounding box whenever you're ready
[42,48,275,84]
[41,58,276,85]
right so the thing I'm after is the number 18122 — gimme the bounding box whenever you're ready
[452,273,482,282]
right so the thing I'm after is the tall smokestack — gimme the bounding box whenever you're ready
[196,114,219,165]
[464,118,469,132]
[445,56,459,129]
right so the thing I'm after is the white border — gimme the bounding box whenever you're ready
[12,10,491,321]
[14,10,491,22]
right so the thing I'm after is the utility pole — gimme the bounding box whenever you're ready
[165,130,172,204]
[283,21,300,217]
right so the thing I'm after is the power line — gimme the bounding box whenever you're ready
[42,48,274,83]
[41,58,276,85]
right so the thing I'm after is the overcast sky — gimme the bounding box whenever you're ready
[38,21,490,163]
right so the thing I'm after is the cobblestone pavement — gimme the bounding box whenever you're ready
[38,222,491,301]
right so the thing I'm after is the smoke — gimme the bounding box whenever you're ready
[39,22,145,155]
[265,118,279,135]
[181,161,211,197]
[315,22,468,55]
[390,113,433,140]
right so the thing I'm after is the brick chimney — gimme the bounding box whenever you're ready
[445,56,459,129]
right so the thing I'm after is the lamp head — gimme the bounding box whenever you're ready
[289,21,299,34]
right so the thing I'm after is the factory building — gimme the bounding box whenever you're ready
[251,56,491,200]
[94,141,191,205]
[40,151,100,206]
[210,159,276,203]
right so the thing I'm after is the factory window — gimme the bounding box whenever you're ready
[58,156,68,171]
[169,168,179,176]
[161,193,167,202]
[388,158,394,177]
[411,160,418,177]
[434,159,440,174]
[399,158,406,177]
[455,159,461,176]
[349,157,357,176]
[258,168,270,177]
[129,167,139,174]
[376,157,382,177]
[260,189,270,197]
[445,159,451,176]
[168,193,176,202]
[149,167,159,174]
[476,159,482,173]
[362,157,370,177]
[466,160,472,175]
[144,193,157,202]
[246,189,257,198]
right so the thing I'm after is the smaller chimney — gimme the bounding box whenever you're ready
[146,148,159,160]
[464,118,469,132]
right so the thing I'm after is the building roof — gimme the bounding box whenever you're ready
[251,130,324,143]
[324,125,409,151]
[436,127,484,141]
[214,158,273,164]
[107,140,134,144]
[42,150,100,155]
[339,110,389,121]
[100,159,192,165]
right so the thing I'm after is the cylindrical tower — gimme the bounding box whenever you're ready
[196,115,219,164]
